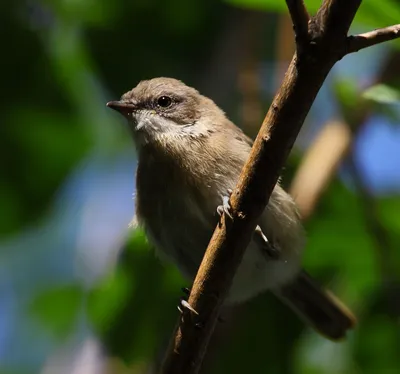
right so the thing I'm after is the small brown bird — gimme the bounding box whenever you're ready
[107,77,356,340]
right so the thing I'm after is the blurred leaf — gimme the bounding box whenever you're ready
[353,1,400,35]
[224,0,318,13]
[87,229,182,363]
[304,181,378,303]
[0,184,23,236]
[379,197,400,233]
[0,369,26,374]
[355,313,400,374]
[362,84,400,104]
[125,227,149,254]
[44,0,117,26]
[225,0,400,49]
[334,78,361,110]
[0,107,90,236]
[28,283,83,340]
[295,334,356,374]
[334,81,400,129]
[333,78,369,128]
[373,105,400,126]
[378,197,400,273]
[88,266,134,334]
[361,84,400,125]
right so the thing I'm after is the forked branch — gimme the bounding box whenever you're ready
[160,1,400,373]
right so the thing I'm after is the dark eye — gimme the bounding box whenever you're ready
[157,96,172,108]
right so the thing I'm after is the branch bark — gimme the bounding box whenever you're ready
[347,24,400,54]
[285,0,310,46]
[160,1,400,373]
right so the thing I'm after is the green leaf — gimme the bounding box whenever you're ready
[362,84,400,105]
[87,268,134,334]
[44,0,118,26]
[353,1,400,33]
[28,284,83,340]
[125,227,150,254]
[225,0,294,12]
[304,181,378,304]
[355,314,400,374]
[333,78,369,126]
[334,78,361,109]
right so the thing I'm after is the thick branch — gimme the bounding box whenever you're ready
[315,0,361,41]
[285,0,310,45]
[160,1,395,373]
[162,53,336,374]
[347,24,400,54]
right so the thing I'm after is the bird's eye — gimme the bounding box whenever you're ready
[157,96,172,108]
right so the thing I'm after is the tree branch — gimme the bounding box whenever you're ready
[285,0,310,46]
[314,0,361,41]
[347,24,400,54]
[160,1,397,373]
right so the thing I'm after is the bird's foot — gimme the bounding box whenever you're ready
[253,225,280,260]
[177,287,198,315]
[216,188,233,219]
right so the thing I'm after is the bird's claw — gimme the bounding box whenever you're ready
[217,188,233,219]
[253,225,280,260]
[177,287,199,316]
[177,287,222,328]
[216,190,279,260]
[179,299,199,315]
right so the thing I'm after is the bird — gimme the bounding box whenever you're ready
[107,77,356,340]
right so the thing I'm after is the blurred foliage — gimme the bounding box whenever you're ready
[0,0,226,238]
[334,79,400,127]
[362,84,400,104]
[2,0,400,374]
[29,284,84,341]
[87,231,183,363]
[226,0,400,39]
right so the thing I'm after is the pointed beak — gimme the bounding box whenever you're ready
[106,100,137,118]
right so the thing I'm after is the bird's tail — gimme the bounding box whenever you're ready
[274,271,356,340]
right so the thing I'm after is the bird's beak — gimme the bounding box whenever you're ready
[106,101,137,118]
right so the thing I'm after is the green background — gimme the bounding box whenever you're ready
[1,1,399,373]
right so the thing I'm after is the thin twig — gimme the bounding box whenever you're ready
[285,0,310,45]
[347,24,400,54]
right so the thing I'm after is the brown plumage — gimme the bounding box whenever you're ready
[107,77,356,340]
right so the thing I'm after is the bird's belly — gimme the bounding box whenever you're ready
[138,180,303,304]
[226,241,301,304]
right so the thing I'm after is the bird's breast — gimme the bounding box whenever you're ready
[135,154,220,278]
